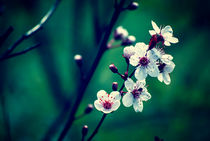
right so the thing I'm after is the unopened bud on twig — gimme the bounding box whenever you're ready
[84,104,94,114]
[109,64,118,73]
[74,54,83,67]
[82,125,88,136]
[112,82,118,91]
[127,2,139,10]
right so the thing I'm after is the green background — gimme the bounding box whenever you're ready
[0,0,210,140]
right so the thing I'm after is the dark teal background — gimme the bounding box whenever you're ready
[0,0,210,140]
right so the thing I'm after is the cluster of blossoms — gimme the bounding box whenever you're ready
[94,21,178,113]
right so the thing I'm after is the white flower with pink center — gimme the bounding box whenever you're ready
[94,90,121,114]
[129,42,159,80]
[122,78,151,112]
[149,20,179,46]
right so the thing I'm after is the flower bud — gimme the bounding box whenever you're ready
[127,2,139,10]
[74,54,83,67]
[121,35,136,46]
[82,125,88,136]
[84,104,93,114]
[112,82,118,91]
[114,26,128,40]
[109,64,118,73]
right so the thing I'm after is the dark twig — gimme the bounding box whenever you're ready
[87,114,107,141]
[0,43,40,61]
[0,26,14,47]
[91,0,103,45]
[1,0,62,58]
[57,0,126,140]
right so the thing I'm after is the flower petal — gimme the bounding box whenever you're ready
[102,108,112,114]
[161,54,173,62]
[164,61,175,73]
[125,78,135,91]
[111,100,120,111]
[133,99,143,112]
[164,41,171,46]
[94,100,103,111]
[151,21,160,33]
[141,91,151,101]
[163,72,171,85]
[135,79,146,89]
[148,48,162,61]
[97,90,107,99]
[110,91,121,100]
[158,73,163,82]
[149,30,156,35]
[161,25,173,35]
[129,55,139,66]
[167,36,179,43]
[122,92,133,107]
[134,42,148,57]
[135,66,148,80]
[123,46,135,58]
[147,62,159,77]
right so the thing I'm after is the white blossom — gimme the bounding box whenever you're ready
[122,78,151,112]
[149,21,179,46]
[158,54,175,85]
[129,42,159,80]
[94,90,121,114]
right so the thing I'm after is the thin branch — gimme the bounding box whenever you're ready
[87,114,107,141]
[1,0,62,57]
[0,26,14,47]
[91,0,103,45]
[0,43,40,61]
[114,0,118,8]
[57,0,126,140]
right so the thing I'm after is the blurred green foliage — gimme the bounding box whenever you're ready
[0,0,210,140]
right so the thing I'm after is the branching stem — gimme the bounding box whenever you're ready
[57,0,126,140]
[0,0,62,60]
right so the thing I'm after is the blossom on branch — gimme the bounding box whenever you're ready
[149,20,179,48]
[129,42,159,80]
[94,90,121,114]
[122,78,151,112]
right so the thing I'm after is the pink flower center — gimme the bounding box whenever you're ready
[103,101,112,109]
[139,57,149,66]
[132,88,142,99]
[158,63,166,73]
[148,34,165,50]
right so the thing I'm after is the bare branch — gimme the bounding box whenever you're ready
[0,43,40,61]
[2,0,62,57]
[0,26,14,47]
